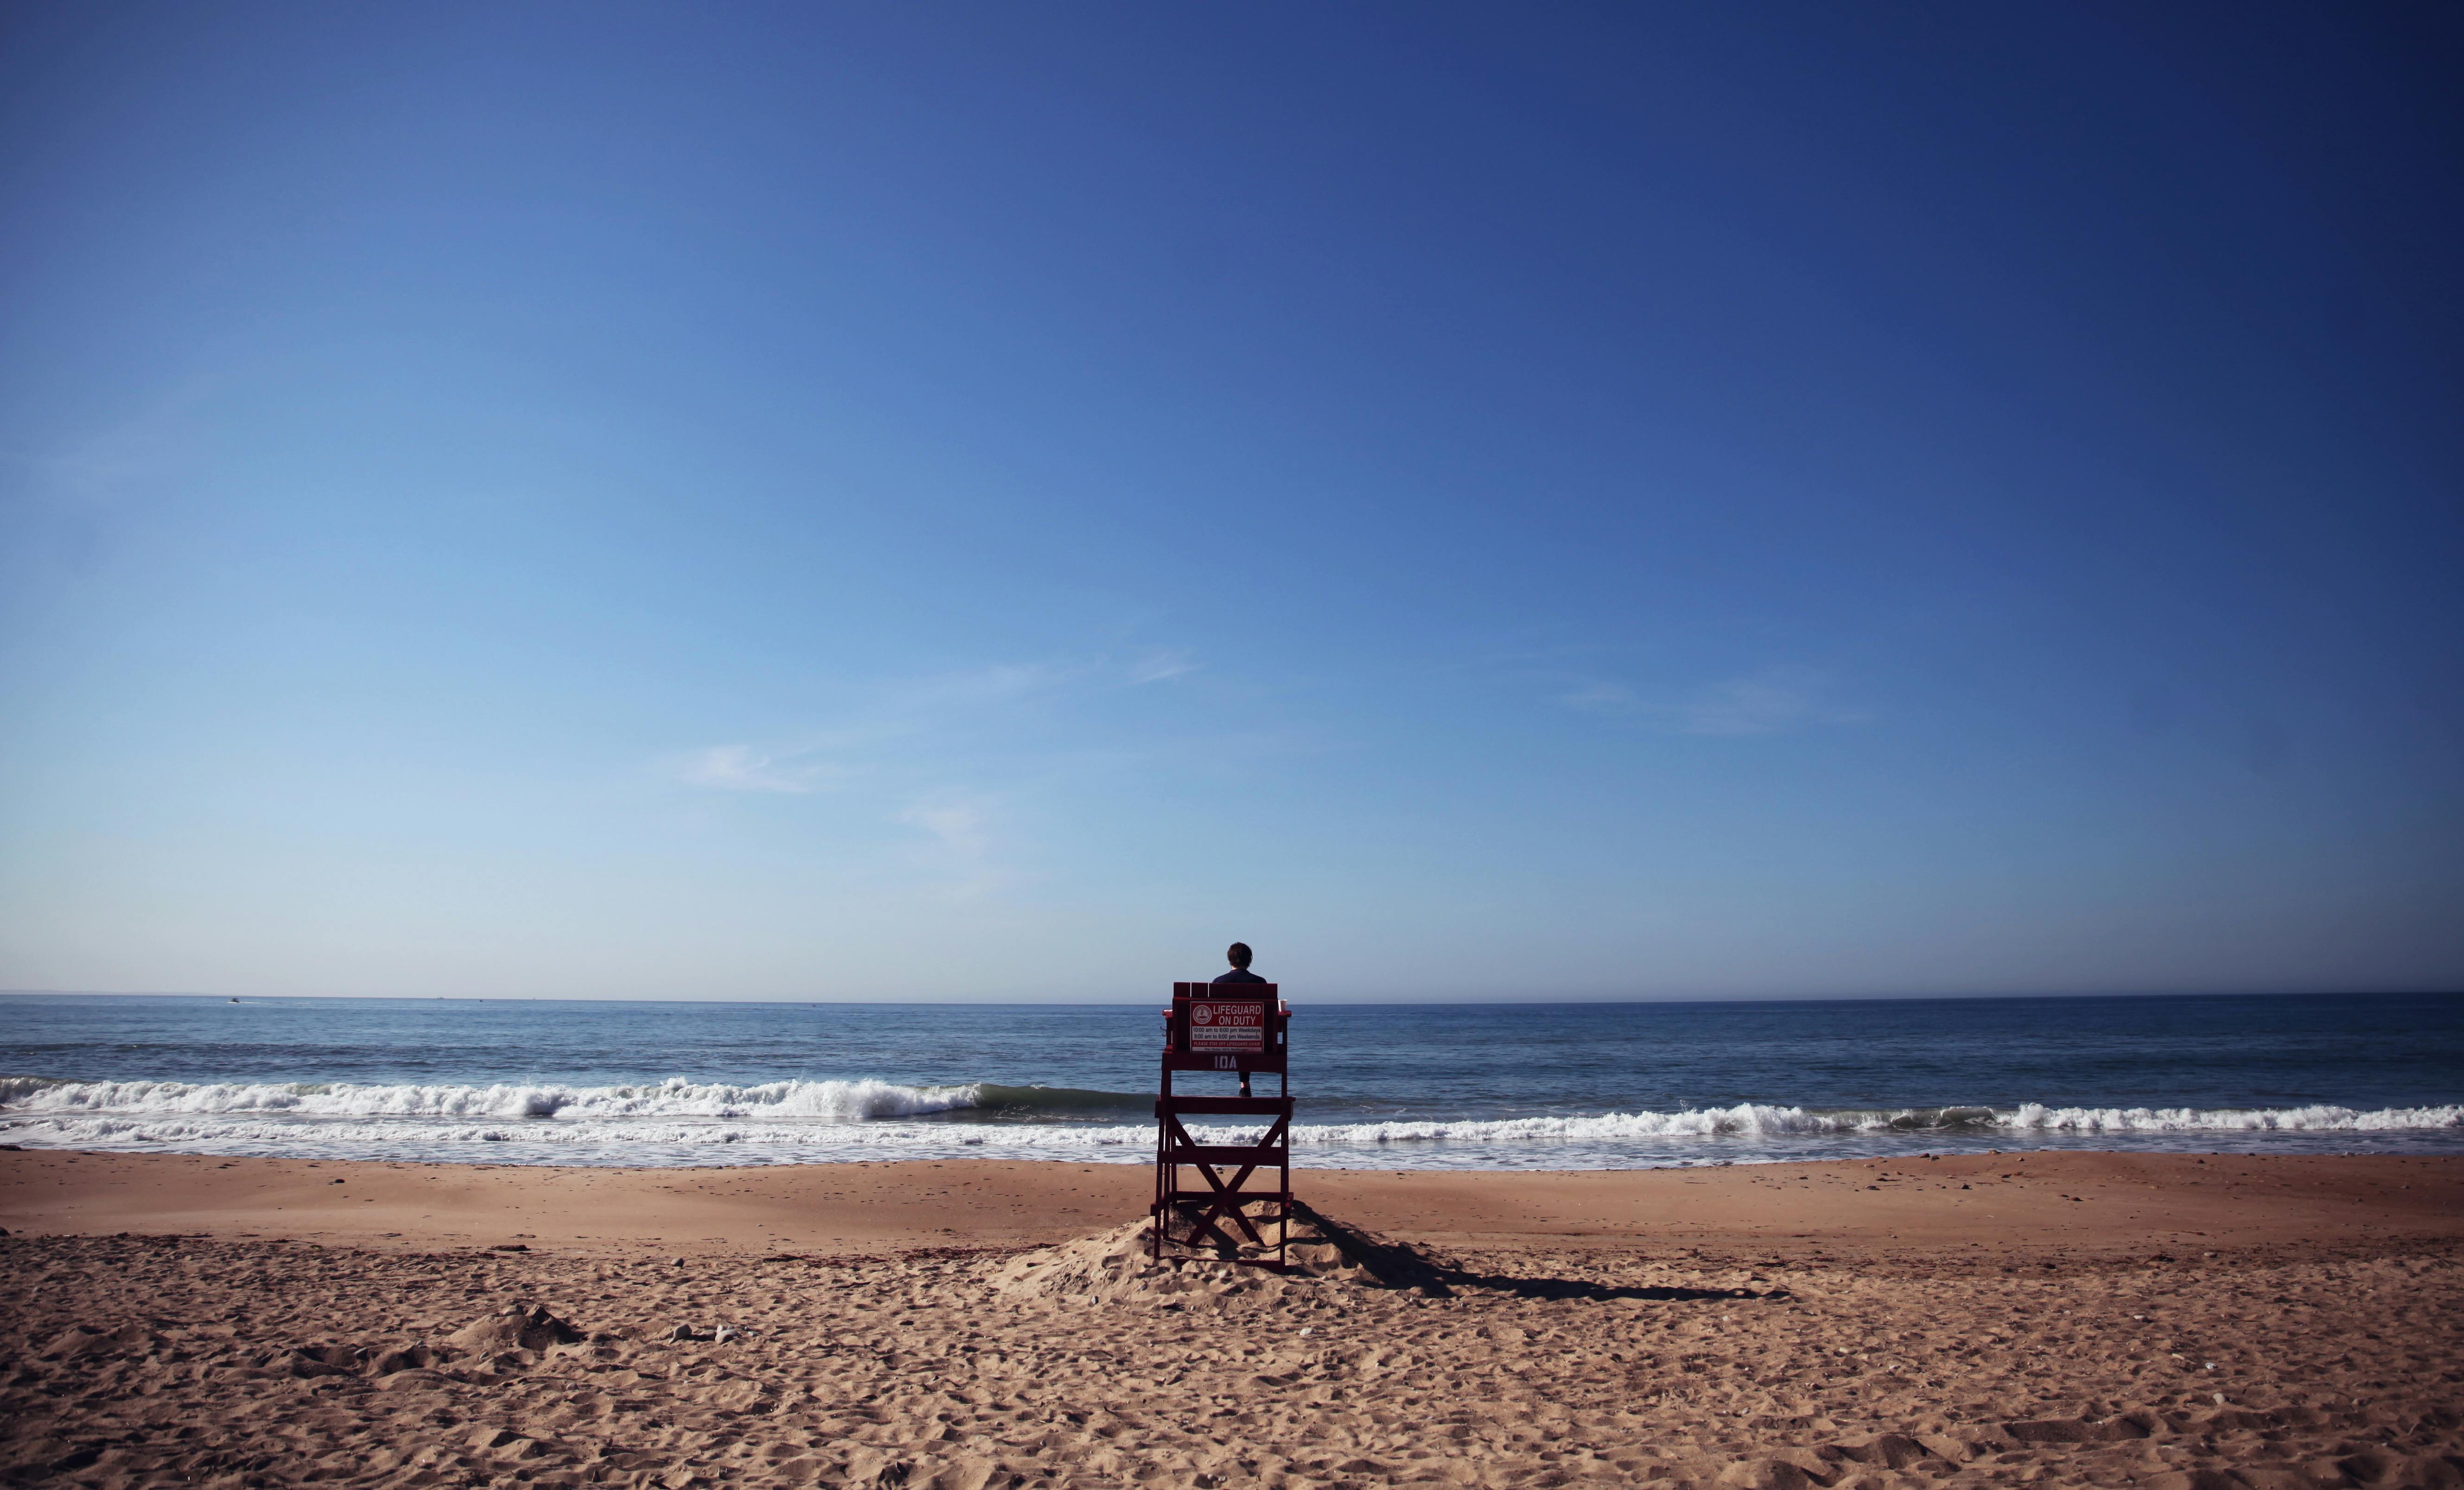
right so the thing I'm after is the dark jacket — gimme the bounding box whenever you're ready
[1211,968,1267,985]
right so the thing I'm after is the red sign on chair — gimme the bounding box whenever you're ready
[1186,999,1265,1053]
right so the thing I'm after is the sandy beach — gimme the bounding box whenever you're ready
[5,1149,2460,1489]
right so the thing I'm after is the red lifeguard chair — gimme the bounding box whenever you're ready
[1152,983,1291,1266]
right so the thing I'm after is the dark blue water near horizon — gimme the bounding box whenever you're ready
[3,991,2458,1169]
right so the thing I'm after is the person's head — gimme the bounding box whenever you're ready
[1226,942,1253,970]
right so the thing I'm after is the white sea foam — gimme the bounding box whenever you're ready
[2003,1102,2464,1132]
[0,1075,980,1122]
[1286,1101,2464,1144]
[0,1114,1149,1151]
[0,1076,2455,1167]
[1286,1103,1955,1144]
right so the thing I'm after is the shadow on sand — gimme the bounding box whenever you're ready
[1290,1201,1790,1304]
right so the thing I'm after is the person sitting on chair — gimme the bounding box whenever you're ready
[1211,943,1267,1094]
[1213,942,1267,985]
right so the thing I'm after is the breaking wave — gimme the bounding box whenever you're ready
[0,1074,2455,1167]
[0,1075,986,1122]
[1279,1100,2464,1145]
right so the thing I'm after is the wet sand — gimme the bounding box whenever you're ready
[4,1149,2460,1488]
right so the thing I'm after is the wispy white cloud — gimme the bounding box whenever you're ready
[896,793,1017,897]
[665,646,1203,787]
[8,382,217,509]
[903,662,1073,710]
[1125,647,1199,685]
[671,745,844,793]
[665,663,1076,796]
[1561,681,1640,713]
[660,643,1212,898]
[900,798,993,860]
[1563,666,1868,736]
[1679,667,1866,736]
[897,646,1201,701]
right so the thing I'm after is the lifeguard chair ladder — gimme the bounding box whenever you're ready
[1152,982,1291,1267]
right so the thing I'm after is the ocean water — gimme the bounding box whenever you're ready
[1,992,2458,1170]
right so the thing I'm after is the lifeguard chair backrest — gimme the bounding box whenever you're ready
[1169,982,1278,1057]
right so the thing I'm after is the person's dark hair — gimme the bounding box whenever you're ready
[1226,942,1253,969]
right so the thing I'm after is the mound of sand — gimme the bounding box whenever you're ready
[989,1219,1225,1305]
[987,1203,1452,1305]
[443,1303,584,1354]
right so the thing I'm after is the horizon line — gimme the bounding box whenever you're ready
[4,988,2456,1007]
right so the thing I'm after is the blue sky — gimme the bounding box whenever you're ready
[2,2,2458,1001]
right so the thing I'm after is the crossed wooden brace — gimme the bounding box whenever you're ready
[1161,1109,1291,1252]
